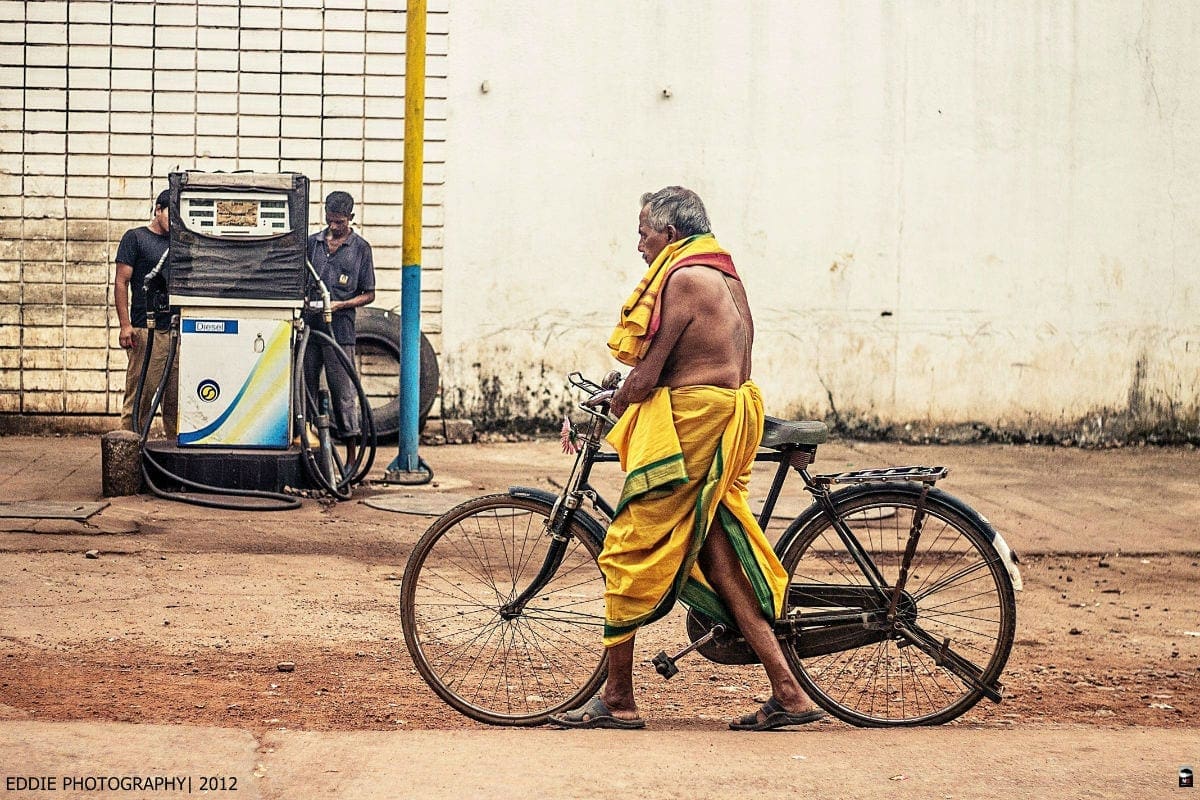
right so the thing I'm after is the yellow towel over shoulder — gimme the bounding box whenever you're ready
[598,381,788,647]
[607,233,738,367]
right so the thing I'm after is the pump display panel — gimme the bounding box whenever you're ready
[180,192,291,237]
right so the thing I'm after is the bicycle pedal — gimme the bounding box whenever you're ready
[652,651,679,679]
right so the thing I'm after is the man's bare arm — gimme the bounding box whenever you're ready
[114,262,135,349]
[610,272,697,417]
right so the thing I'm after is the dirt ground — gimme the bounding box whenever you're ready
[0,435,1197,735]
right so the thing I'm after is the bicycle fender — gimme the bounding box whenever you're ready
[774,482,1022,590]
[507,486,607,551]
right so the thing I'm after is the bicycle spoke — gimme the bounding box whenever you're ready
[402,496,609,724]
[783,489,1015,726]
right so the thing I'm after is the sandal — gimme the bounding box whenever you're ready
[729,697,826,731]
[547,695,646,729]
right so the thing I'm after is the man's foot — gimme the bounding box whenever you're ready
[729,697,825,731]
[547,695,645,729]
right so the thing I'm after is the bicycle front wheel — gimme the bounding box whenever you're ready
[400,494,608,725]
[780,484,1015,726]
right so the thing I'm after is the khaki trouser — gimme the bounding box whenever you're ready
[121,327,179,438]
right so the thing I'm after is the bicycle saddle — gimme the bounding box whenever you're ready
[761,416,828,449]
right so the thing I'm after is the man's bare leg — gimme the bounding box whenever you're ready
[598,637,641,721]
[698,523,820,721]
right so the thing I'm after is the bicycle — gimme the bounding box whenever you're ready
[400,372,1020,728]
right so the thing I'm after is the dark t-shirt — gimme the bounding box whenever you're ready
[115,225,170,328]
[305,229,375,345]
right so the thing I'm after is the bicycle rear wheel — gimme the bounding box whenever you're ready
[400,494,608,725]
[779,484,1015,726]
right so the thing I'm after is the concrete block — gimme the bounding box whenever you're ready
[65,196,108,218]
[111,69,150,91]
[366,9,405,32]
[69,22,112,45]
[111,88,153,113]
[66,175,108,198]
[65,284,106,305]
[281,29,322,52]
[24,348,65,369]
[66,369,106,391]
[65,240,109,262]
[68,3,112,24]
[65,218,107,241]
[68,44,110,68]
[196,49,238,71]
[239,137,279,159]
[110,134,152,156]
[156,91,195,114]
[65,326,107,349]
[24,110,66,133]
[24,197,67,219]
[242,93,282,115]
[66,116,109,137]
[111,2,152,24]
[67,153,108,175]
[24,369,65,392]
[66,390,107,414]
[281,73,322,95]
[324,30,364,52]
[241,6,281,29]
[324,52,364,75]
[239,72,279,94]
[27,24,68,45]
[156,27,196,49]
[280,8,323,31]
[326,9,366,31]
[111,45,153,70]
[240,50,280,73]
[26,88,67,110]
[26,128,66,161]
[27,3,66,22]
[101,429,142,496]
[197,27,237,50]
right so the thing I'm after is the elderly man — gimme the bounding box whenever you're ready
[549,186,824,731]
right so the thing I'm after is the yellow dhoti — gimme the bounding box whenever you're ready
[599,381,788,647]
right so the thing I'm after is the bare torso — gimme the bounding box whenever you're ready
[659,267,753,389]
[611,264,754,415]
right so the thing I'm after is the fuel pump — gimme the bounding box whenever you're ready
[137,171,375,507]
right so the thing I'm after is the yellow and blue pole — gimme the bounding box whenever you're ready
[385,0,431,483]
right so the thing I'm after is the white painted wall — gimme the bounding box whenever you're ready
[442,2,1200,437]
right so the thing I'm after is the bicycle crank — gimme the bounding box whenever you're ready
[652,624,727,679]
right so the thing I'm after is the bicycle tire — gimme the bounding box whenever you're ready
[779,483,1015,727]
[400,494,609,726]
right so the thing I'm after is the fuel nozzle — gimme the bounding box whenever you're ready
[305,259,334,324]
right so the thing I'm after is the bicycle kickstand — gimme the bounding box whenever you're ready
[652,624,726,679]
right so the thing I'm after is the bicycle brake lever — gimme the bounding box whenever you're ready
[582,389,615,409]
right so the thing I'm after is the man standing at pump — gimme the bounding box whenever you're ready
[304,190,376,468]
[114,188,178,437]
[549,186,824,731]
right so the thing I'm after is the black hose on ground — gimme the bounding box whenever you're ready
[293,325,377,498]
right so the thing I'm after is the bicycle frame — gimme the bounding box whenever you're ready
[502,374,1006,702]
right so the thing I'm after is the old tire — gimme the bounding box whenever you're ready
[353,307,439,439]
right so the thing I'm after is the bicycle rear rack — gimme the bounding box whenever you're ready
[811,465,948,487]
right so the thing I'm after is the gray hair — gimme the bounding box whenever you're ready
[639,186,711,237]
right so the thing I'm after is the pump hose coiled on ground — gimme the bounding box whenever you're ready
[292,323,377,500]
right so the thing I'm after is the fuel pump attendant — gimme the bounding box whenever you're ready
[114,189,179,437]
[303,191,376,468]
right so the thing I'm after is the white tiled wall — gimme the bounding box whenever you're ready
[0,0,446,416]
